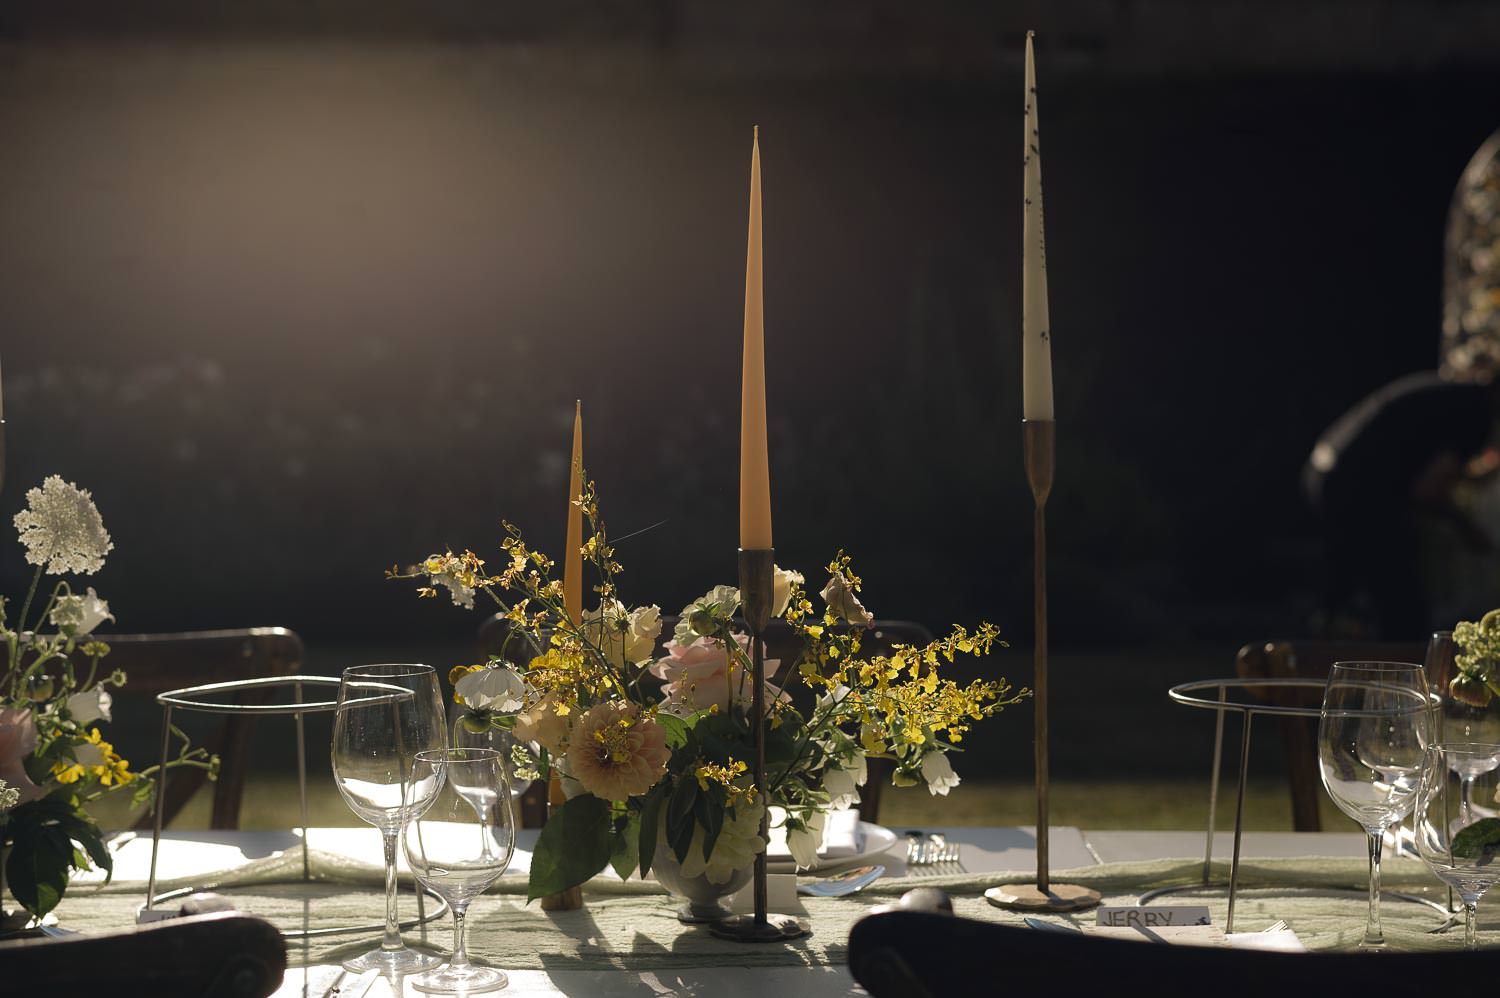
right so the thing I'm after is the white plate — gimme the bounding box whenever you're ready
[766,822,899,874]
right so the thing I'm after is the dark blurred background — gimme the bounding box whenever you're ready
[6,2,1500,802]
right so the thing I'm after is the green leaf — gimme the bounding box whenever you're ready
[666,776,699,864]
[696,787,725,862]
[656,713,690,751]
[526,794,613,902]
[637,786,666,877]
[610,811,641,881]
[6,827,71,918]
[1452,817,1500,861]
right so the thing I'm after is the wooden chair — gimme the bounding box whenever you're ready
[849,909,1500,998]
[0,911,285,997]
[1234,639,1426,831]
[68,628,305,830]
[475,613,933,825]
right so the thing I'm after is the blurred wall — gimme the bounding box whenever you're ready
[3,5,1500,654]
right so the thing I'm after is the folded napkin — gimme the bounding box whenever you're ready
[765,807,864,861]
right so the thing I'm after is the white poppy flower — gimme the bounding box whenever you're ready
[772,566,804,616]
[67,687,113,726]
[786,809,827,870]
[454,664,527,713]
[921,751,961,796]
[820,573,873,627]
[824,766,861,811]
[49,587,114,638]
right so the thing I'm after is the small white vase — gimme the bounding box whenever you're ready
[652,839,754,924]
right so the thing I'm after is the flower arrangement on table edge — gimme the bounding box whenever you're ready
[0,476,216,926]
[390,478,1029,902]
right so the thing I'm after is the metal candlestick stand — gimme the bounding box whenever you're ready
[987,419,1100,913]
[139,675,448,938]
[710,548,809,942]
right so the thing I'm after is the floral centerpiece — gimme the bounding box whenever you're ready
[0,477,214,925]
[394,480,1026,901]
[1451,609,1500,706]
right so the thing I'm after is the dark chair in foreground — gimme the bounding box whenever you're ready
[1235,639,1426,831]
[0,911,285,997]
[78,628,305,830]
[850,910,1500,997]
[476,613,933,825]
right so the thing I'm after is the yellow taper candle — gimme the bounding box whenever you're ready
[563,400,584,620]
[1023,31,1055,421]
[740,126,773,550]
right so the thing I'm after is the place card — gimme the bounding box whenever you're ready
[1095,905,1211,928]
[729,873,807,916]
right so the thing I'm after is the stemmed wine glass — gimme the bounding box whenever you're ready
[1318,661,1433,950]
[1426,632,1500,819]
[332,663,448,974]
[402,747,516,995]
[1414,743,1500,950]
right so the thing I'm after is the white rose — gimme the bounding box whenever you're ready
[49,587,114,638]
[772,566,804,617]
[786,809,827,870]
[67,687,113,725]
[624,604,662,665]
[680,585,740,641]
[454,664,528,713]
[921,752,960,796]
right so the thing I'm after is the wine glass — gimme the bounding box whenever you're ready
[402,747,516,995]
[1319,661,1432,950]
[1414,743,1500,949]
[1426,632,1500,814]
[332,663,447,974]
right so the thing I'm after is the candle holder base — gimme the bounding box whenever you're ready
[709,912,810,943]
[984,883,1100,913]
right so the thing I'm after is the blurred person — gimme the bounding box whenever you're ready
[1303,368,1500,638]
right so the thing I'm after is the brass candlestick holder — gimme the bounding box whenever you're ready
[710,547,809,943]
[986,419,1100,913]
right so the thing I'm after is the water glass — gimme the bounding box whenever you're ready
[1415,742,1500,949]
[402,747,516,994]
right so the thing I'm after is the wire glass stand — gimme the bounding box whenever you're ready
[139,674,448,938]
[1147,677,1451,934]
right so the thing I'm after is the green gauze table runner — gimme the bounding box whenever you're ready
[50,851,1495,970]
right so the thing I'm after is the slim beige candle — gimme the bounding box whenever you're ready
[1023,31,1055,421]
[740,126,773,550]
[563,400,584,620]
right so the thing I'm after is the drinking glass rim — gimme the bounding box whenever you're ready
[342,663,436,678]
[414,747,503,765]
[1328,660,1427,673]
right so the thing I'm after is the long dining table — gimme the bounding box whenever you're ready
[51,822,1409,997]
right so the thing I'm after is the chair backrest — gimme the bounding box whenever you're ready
[76,628,304,830]
[1234,639,1426,831]
[476,613,933,824]
[849,910,1500,998]
[0,911,285,998]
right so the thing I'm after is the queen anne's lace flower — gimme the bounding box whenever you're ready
[0,778,18,813]
[14,477,113,575]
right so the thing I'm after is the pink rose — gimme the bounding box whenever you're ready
[0,707,43,806]
[649,635,784,713]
